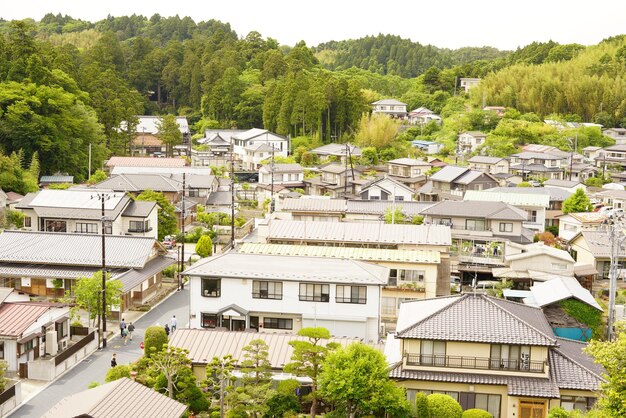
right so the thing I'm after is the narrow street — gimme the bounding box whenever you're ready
[9,287,190,418]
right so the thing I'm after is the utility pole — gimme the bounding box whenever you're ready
[230,142,235,249]
[88,143,92,180]
[606,216,626,340]
[567,137,574,182]
[270,145,275,214]
[93,192,111,349]
[344,143,348,198]
[180,173,185,291]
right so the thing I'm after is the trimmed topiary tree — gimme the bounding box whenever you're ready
[144,325,168,358]
[426,393,463,418]
[462,408,493,418]
[414,392,429,418]
[196,235,213,258]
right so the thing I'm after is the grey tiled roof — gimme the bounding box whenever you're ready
[468,156,507,164]
[420,200,527,221]
[115,256,176,292]
[346,200,434,216]
[397,294,557,346]
[122,200,157,217]
[95,174,180,193]
[389,364,560,398]
[549,346,604,392]
[429,166,468,183]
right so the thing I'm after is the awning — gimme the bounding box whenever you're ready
[574,264,599,276]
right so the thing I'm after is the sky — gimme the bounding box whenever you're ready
[2,0,626,51]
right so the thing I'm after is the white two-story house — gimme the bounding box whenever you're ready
[16,189,158,239]
[458,131,488,154]
[509,152,565,180]
[371,99,407,119]
[258,164,304,188]
[184,252,388,342]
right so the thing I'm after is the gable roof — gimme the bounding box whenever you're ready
[561,212,607,224]
[266,220,451,246]
[94,174,181,193]
[544,179,583,188]
[0,303,52,337]
[106,156,186,168]
[346,200,434,216]
[468,156,507,164]
[388,158,431,166]
[42,377,186,418]
[420,200,528,221]
[484,186,571,202]
[396,294,557,346]
[110,166,213,176]
[183,252,389,285]
[282,198,346,213]
[232,128,287,142]
[311,143,362,157]
[360,176,414,195]
[529,277,602,310]
[429,165,469,183]
[505,243,574,263]
[0,231,158,269]
[40,175,73,184]
[372,99,406,106]
[259,163,303,174]
[575,230,622,258]
[550,338,605,391]
[460,131,487,138]
[133,115,189,135]
[121,200,157,217]
[465,189,550,207]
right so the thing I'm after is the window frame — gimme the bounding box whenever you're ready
[252,280,283,300]
[335,285,367,304]
[499,222,513,233]
[201,278,221,297]
[263,317,293,330]
[76,222,98,234]
[299,283,330,302]
[201,313,218,328]
[465,219,485,231]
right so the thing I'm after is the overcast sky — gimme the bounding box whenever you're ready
[3,0,626,50]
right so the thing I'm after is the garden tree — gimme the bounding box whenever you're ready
[203,355,236,418]
[385,207,406,224]
[586,322,626,417]
[72,272,122,327]
[354,113,401,150]
[195,235,213,258]
[517,182,532,187]
[0,151,38,194]
[157,114,183,157]
[426,394,463,418]
[318,343,413,418]
[534,231,560,247]
[0,360,7,392]
[562,189,593,214]
[143,326,168,358]
[263,379,300,418]
[284,327,338,418]
[462,409,493,418]
[87,169,108,185]
[229,339,273,417]
[414,392,429,418]
[105,365,131,382]
[146,346,192,399]
[135,190,177,240]
[560,299,604,339]
[360,146,379,165]
[153,364,208,414]
[474,135,519,157]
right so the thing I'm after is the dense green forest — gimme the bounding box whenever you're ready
[0,13,624,188]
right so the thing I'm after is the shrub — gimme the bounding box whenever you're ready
[547,407,571,418]
[144,326,168,358]
[426,393,463,418]
[414,392,429,418]
[545,225,559,236]
[105,365,131,382]
[462,409,493,418]
[196,235,213,258]
[88,381,100,389]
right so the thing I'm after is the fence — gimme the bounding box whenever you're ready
[0,380,21,416]
[55,331,95,366]
[27,331,97,381]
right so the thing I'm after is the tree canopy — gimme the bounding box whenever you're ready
[562,189,593,214]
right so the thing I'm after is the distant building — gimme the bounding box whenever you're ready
[458,131,487,154]
[129,115,190,157]
[408,107,442,125]
[459,77,481,92]
[468,156,510,174]
[603,128,626,145]
[411,140,444,155]
[371,99,408,119]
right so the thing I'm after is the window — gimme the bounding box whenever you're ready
[458,393,501,418]
[526,210,538,223]
[490,344,531,370]
[389,269,425,285]
[381,297,396,316]
[552,263,567,270]
[21,339,34,353]
[76,222,98,234]
[45,220,67,232]
[129,220,150,232]
[24,216,31,228]
[188,189,200,197]
[465,219,485,231]
[420,340,446,366]
[201,278,221,297]
[263,317,293,330]
[499,222,513,233]
[252,281,283,300]
[201,313,218,328]
[438,218,452,226]
[564,223,577,231]
[299,283,329,302]
[336,285,367,304]
[395,196,405,201]
[56,321,68,338]
[561,396,596,412]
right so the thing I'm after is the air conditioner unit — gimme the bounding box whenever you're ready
[58,339,68,351]
[45,331,58,356]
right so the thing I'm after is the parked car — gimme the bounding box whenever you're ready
[162,235,177,249]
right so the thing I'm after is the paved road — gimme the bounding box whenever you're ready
[10,287,190,418]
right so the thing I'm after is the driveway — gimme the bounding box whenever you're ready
[9,287,190,418]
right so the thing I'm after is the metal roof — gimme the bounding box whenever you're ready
[396,294,557,346]
[529,277,602,311]
[132,115,189,134]
[0,231,158,268]
[465,190,550,207]
[281,198,346,213]
[122,200,157,217]
[95,174,180,193]
[238,242,441,264]
[266,220,451,246]
[170,329,362,367]
[563,212,607,223]
[372,99,406,106]
[429,166,468,183]
[106,156,186,168]
[388,158,431,166]
[183,252,389,285]
[468,156,506,164]
[544,179,582,188]
[421,200,528,221]
[42,377,186,418]
[311,143,362,156]
[346,200,434,216]
[115,256,176,292]
[259,163,303,173]
[360,176,415,195]
[111,166,213,176]
[512,152,563,160]
[0,303,52,337]
[40,175,73,184]
[485,186,571,202]
[505,243,574,263]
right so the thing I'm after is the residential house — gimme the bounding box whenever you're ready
[388,294,604,417]
[344,200,433,223]
[596,189,626,210]
[110,166,212,176]
[5,192,24,210]
[304,163,360,198]
[569,230,624,280]
[0,302,70,374]
[568,163,598,183]
[483,106,506,117]
[596,144,626,171]
[239,242,445,332]
[411,140,444,155]
[258,164,304,188]
[468,156,510,175]
[459,77,481,92]
[464,189,550,232]
[558,212,607,242]
[418,166,499,201]
[408,107,442,125]
[509,152,565,181]
[387,158,429,191]
[234,129,289,170]
[544,180,586,194]
[16,189,158,239]
[184,252,388,341]
[371,99,408,119]
[42,378,187,418]
[0,231,174,312]
[310,143,362,164]
[105,156,186,173]
[170,329,363,384]
[128,116,190,156]
[192,133,234,167]
[359,176,415,201]
[582,147,603,162]
[458,131,487,154]
[603,127,626,145]
[39,175,73,188]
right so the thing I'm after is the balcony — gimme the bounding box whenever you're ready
[405,353,545,373]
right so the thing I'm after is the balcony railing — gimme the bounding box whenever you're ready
[405,353,545,373]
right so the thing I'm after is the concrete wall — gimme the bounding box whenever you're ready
[27,336,98,381]
[0,380,22,417]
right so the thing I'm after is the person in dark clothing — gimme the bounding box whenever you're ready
[164,324,170,337]
[111,353,117,368]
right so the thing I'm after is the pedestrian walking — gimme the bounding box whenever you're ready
[120,318,127,337]
[111,353,117,368]
[164,323,170,338]
[127,322,135,341]
[122,327,129,345]
[170,315,177,332]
